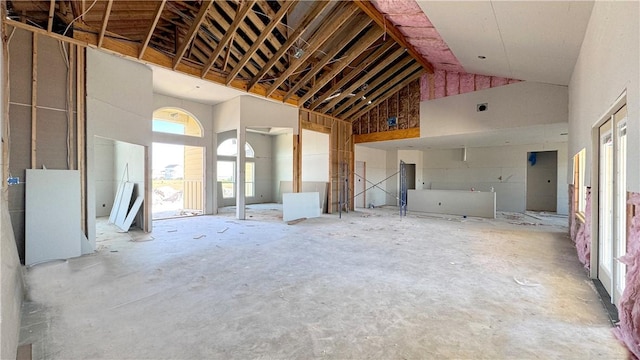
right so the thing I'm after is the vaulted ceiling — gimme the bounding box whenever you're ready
[6,0,432,121]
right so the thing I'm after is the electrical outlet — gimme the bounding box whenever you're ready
[7,177,19,186]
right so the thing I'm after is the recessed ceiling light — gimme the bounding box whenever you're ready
[478,55,486,59]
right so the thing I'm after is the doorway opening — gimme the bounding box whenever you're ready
[526,151,558,212]
[152,143,204,219]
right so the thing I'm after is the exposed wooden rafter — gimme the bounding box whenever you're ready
[97,0,114,48]
[333,57,417,116]
[139,0,166,59]
[172,0,213,70]
[247,0,331,92]
[47,0,55,33]
[308,41,396,110]
[342,65,424,119]
[320,47,409,112]
[283,15,373,102]
[266,3,360,97]
[225,0,296,85]
[353,0,435,74]
[200,0,256,78]
[297,28,384,106]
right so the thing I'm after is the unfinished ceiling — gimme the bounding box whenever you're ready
[7,0,429,120]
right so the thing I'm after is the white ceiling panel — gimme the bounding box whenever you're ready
[417,1,594,85]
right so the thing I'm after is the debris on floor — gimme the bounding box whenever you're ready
[217,227,229,233]
[287,218,307,225]
[193,234,206,239]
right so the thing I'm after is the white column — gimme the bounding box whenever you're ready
[236,127,246,219]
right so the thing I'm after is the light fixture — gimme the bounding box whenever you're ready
[367,100,372,105]
[293,47,304,59]
[361,95,366,100]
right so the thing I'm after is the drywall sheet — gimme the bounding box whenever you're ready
[279,181,328,212]
[26,169,81,266]
[407,189,496,218]
[118,196,143,232]
[112,182,134,226]
[282,192,321,222]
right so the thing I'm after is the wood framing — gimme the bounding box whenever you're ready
[138,0,166,59]
[31,33,37,169]
[172,0,213,70]
[299,109,354,213]
[354,128,420,144]
[97,0,114,48]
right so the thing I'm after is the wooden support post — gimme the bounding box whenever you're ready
[2,16,10,194]
[68,44,75,169]
[76,46,87,235]
[31,33,37,169]
[293,133,301,193]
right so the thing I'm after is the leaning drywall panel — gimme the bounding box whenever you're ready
[282,192,321,221]
[273,134,293,200]
[407,189,496,218]
[25,170,81,266]
[569,1,639,191]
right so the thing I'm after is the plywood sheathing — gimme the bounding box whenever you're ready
[613,192,640,358]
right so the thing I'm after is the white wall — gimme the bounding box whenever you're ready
[86,49,153,249]
[355,146,390,207]
[1,24,23,359]
[421,81,568,137]
[273,134,293,199]
[398,150,424,189]
[94,137,115,217]
[569,1,639,191]
[239,95,299,132]
[153,94,215,214]
[301,129,329,182]
[385,149,399,206]
[422,142,568,214]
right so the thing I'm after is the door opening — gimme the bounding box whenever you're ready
[526,151,558,212]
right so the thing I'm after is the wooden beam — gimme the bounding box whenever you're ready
[2,8,10,193]
[97,0,114,48]
[332,56,415,116]
[222,33,235,73]
[172,0,213,70]
[139,0,166,59]
[343,66,423,119]
[31,33,38,169]
[283,15,373,102]
[247,1,330,92]
[225,0,296,85]
[76,46,87,235]
[266,3,360,97]
[353,127,420,144]
[296,28,383,106]
[47,0,55,33]
[67,44,75,169]
[353,0,434,74]
[308,41,396,110]
[200,0,256,78]
[322,48,409,113]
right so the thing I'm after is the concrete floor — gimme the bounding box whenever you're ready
[20,206,626,359]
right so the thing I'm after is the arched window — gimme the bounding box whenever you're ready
[217,139,255,199]
[217,138,255,157]
[153,108,203,137]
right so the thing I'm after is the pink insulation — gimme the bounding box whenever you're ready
[434,70,446,99]
[574,188,592,269]
[371,0,465,73]
[445,71,460,96]
[475,75,491,91]
[459,73,475,94]
[419,74,430,101]
[614,192,640,358]
[491,77,509,87]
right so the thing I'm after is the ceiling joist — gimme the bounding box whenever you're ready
[172,0,213,70]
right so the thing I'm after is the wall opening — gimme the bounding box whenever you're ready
[526,151,558,212]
